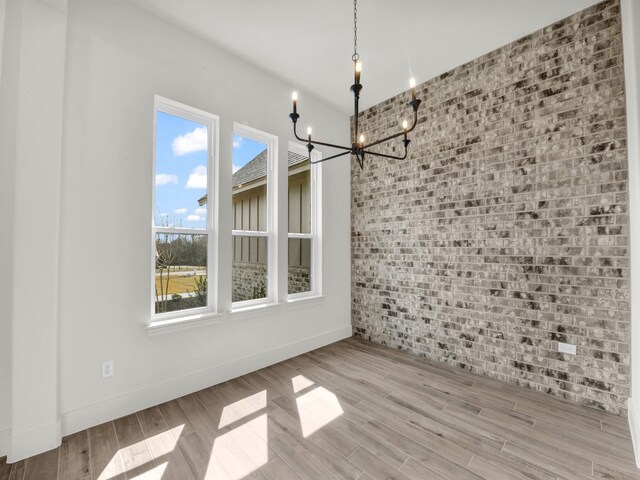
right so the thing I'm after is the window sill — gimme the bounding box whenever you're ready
[287,294,325,308]
[145,295,326,335]
[229,301,283,320]
[228,294,325,317]
[146,311,224,336]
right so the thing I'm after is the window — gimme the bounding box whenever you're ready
[231,124,277,306]
[288,142,320,298]
[149,99,321,329]
[152,96,218,319]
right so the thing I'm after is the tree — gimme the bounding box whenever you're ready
[155,233,176,313]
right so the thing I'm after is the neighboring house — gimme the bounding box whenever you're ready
[199,150,312,300]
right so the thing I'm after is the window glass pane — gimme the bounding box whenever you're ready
[155,233,207,314]
[155,111,208,229]
[232,236,268,302]
[287,152,311,234]
[232,135,268,232]
[288,238,311,295]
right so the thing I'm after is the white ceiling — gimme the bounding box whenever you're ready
[130,0,601,113]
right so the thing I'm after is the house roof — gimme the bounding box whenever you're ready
[197,150,309,205]
[233,150,308,187]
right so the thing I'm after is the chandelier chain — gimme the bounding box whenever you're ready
[352,0,359,61]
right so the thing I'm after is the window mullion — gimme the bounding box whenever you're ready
[232,230,268,237]
[287,233,313,239]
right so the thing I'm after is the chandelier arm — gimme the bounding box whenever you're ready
[310,150,351,164]
[363,107,418,150]
[362,148,408,161]
[363,130,405,150]
[293,123,352,151]
[407,107,420,133]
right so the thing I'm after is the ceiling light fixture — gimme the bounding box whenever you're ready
[289,0,421,169]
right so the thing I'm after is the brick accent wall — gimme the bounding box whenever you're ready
[351,0,630,413]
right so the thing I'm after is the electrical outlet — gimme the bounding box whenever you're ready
[558,342,576,355]
[102,360,114,378]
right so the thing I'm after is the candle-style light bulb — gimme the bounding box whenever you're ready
[409,78,417,101]
[292,91,298,114]
[359,134,365,145]
[307,127,312,142]
[402,120,409,132]
[355,61,362,85]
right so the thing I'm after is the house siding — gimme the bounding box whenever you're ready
[232,168,312,301]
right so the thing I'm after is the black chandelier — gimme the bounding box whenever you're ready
[289,0,421,169]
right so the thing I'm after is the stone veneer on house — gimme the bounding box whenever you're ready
[232,263,311,302]
[351,0,630,413]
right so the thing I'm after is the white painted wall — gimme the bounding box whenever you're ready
[0,0,11,458]
[622,0,640,468]
[0,0,6,78]
[129,0,601,113]
[57,0,350,440]
[0,0,67,460]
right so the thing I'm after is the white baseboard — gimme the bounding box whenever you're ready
[629,397,640,468]
[62,326,352,437]
[8,421,60,463]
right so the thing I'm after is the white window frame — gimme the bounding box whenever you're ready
[150,96,220,323]
[231,123,278,309]
[287,141,322,300]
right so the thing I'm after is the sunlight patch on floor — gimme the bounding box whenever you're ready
[291,374,315,393]
[129,462,168,479]
[98,426,183,480]
[219,390,267,428]
[96,451,127,480]
[295,386,344,437]
[206,414,268,480]
[147,424,184,456]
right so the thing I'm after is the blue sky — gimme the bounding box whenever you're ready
[232,134,267,173]
[155,111,267,229]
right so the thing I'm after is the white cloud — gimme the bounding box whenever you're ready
[174,208,187,214]
[156,174,178,186]
[159,212,168,217]
[186,214,201,221]
[195,208,207,215]
[232,163,242,173]
[172,127,208,156]
[186,165,207,189]
[232,135,243,149]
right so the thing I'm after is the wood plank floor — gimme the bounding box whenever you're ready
[1,337,638,480]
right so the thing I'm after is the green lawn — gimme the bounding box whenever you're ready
[155,274,205,296]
